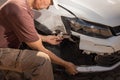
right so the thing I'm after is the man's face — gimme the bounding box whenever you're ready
[33,0,51,10]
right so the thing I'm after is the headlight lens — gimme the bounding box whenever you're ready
[62,16,113,39]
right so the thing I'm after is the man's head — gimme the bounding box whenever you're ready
[32,0,52,10]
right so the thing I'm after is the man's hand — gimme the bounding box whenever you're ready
[43,35,63,45]
[64,61,78,75]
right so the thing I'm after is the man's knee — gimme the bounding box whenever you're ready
[36,51,51,62]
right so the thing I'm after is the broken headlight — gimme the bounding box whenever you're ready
[61,16,113,39]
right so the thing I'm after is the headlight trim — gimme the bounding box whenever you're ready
[61,16,113,39]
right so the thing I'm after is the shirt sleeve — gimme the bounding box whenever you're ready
[6,2,39,42]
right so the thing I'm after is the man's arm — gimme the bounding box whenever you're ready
[6,2,77,75]
[25,35,78,75]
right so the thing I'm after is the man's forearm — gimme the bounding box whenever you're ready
[25,38,68,67]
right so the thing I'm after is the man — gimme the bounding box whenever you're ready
[0,0,78,80]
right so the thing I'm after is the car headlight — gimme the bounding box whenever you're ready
[61,16,113,39]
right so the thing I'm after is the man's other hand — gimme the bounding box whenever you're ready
[44,35,63,45]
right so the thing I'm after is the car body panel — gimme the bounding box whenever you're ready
[53,0,120,26]
[72,31,120,54]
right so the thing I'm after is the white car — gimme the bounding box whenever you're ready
[35,0,120,72]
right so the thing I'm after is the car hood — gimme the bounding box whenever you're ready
[52,0,120,27]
